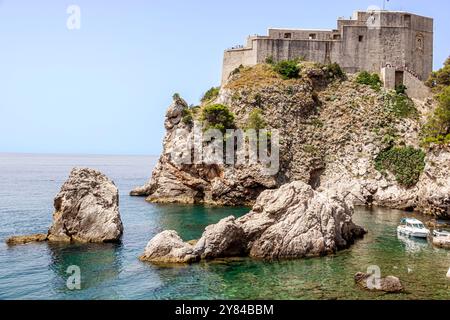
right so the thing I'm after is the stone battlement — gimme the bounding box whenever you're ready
[222,10,433,86]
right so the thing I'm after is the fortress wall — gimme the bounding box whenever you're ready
[255,39,338,65]
[221,11,433,85]
[380,27,406,69]
[407,15,433,80]
[404,71,431,101]
[339,26,372,74]
[268,29,337,41]
[381,67,397,89]
[222,45,257,84]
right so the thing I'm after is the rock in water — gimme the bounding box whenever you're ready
[240,182,366,259]
[140,230,199,264]
[6,168,124,245]
[354,272,403,293]
[140,181,366,263]
[194,216,247,260]
[6,234,48,245]
[47,168,123,243]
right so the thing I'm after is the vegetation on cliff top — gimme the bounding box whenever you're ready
[384,91,417,119]
[422,57,450,146]
[226,60,346,90]
[273,59,302,80]
[355,71,383,91]
[201,87,220,104]
[375,146,426,188]
[426,57,450,91]
[200,104,235,133]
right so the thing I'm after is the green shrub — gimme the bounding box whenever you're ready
[173,93,181,100]
[200,104,235,133]
[426,57,450,89]
[181,108,194,126]
[375,146,426,188]
[230,65,244,78]
[384,91,417,118]
[325,62,346,79]
[274,59,301,79]
[265,56,275,65]
[201,87,220,103]
[356,71,383,91]
[422,86,450,145]
[246,108,266,130]
[395,84,407,95]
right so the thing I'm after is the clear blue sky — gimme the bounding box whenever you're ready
[0,0,449,155]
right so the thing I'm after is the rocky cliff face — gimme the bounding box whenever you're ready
[132,63,450,218]
[130,95,277,206]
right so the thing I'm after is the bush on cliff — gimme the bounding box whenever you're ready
[384,91,417,118]
[201,87,220,103]
[426,56,450,90]
[422,57,450,145]
[356,71,382,91]
[201,104,235,133]
[395,84,407,95]
[325,62,346,79]
[274,59,301,79]
[375,146,426,188]
[181,107,194,126]
[422,86,450,145]
[246,108,266,130]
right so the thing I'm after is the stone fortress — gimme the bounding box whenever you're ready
[222,10,433,99]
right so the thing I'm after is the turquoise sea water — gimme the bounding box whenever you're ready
[1,153,450,300]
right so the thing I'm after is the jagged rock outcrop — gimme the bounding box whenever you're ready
[130,95,277,205]
[139,181,366,263]
[47,168,123,243]
[132,63,450,218]
[416,147,450,218]
[354,272,404,293]
[6,168,123,245]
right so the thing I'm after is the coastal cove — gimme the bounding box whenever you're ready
[1,153,450,300]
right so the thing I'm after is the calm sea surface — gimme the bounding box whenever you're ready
[1,153,450,300]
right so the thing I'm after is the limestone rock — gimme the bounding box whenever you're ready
[140,181,366,263]
[354,272,403,293]
[6,168,123,245]
[140,230,199,264]
[240,182,366,259]
[48,168,123,243]
[416,148,450,219]
[132,67,450,219]
[130,95,277,205]
[6,234,48,245]
[194,216,247,260]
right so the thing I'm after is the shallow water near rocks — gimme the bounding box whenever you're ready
[1,153,450,300]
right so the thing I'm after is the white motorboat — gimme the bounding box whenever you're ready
[397,218,430,239]
[433,230,450,237]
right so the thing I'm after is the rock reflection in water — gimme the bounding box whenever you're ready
[48,242,122,295]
